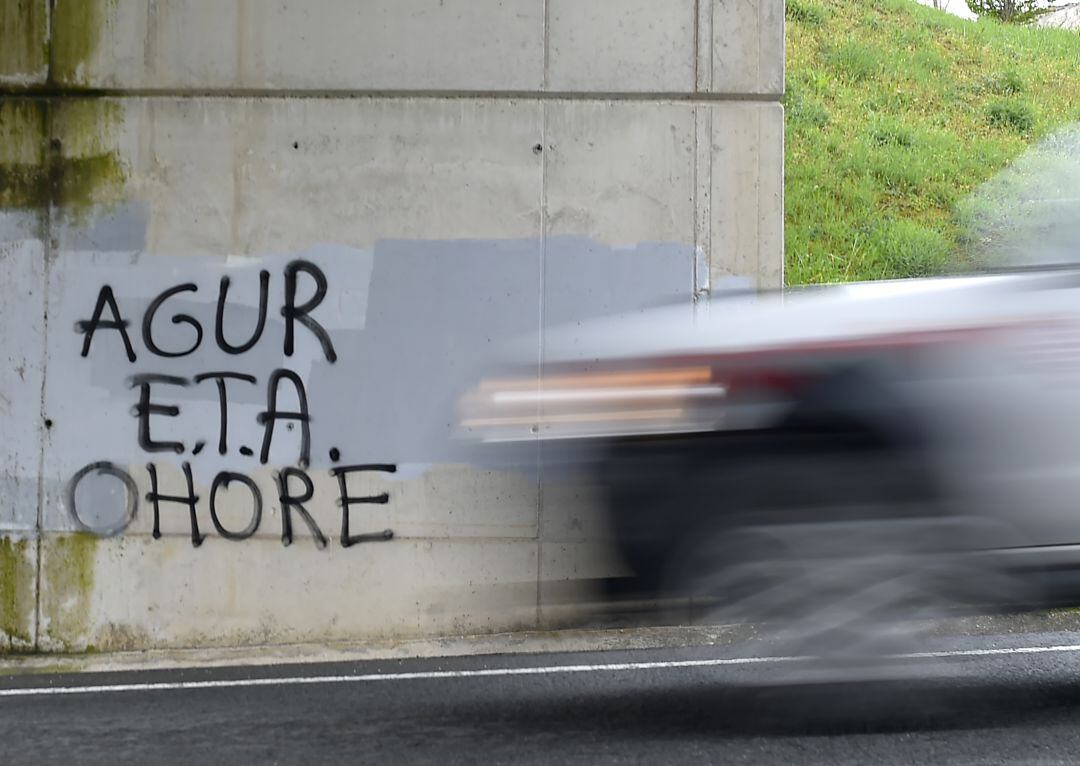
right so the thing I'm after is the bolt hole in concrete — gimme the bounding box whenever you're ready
[44,418,54,428]
[532,143,543,154]
[292,141,299,149]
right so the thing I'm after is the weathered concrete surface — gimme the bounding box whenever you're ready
[708,0,786,96]
[0,624,744,675]
[37,534,541,651]
[0,239,44,536]
[0,0,48,88]
[0,1,784,652]
[0,535,36,650]
[711,102,786,288]
[546,0,697,92]
[0,236,44,649]
[45,0,784,96]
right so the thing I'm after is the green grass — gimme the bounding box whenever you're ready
[784,0,1080,284]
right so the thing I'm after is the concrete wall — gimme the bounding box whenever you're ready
[0,0,784,652]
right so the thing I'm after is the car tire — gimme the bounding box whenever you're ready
[660,449,1022,663]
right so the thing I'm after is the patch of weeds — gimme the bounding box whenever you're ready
[912,49,947,76]
[868,218,952,278]
[792,65,831,97]
[987,99,1035,133]
[786,0,827,26]
[785,81,831,129]
[870,119,916,148]
[826,41,881,83]
[978,69,1027,96]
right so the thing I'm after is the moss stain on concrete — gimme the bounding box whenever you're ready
[41,533,97,650]
[0,1,123,655]
[0,0,49,83]
[0,536,35,649]
[0,98,126,213]
[50,98,125,214]
[0,99,46,208]
[0,98,126,214]
[94,621,151,652]
[1,0,126,215]
[48,0,114,87]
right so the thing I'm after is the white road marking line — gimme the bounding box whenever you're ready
[905,644,1080,659]
[0,656,799,698]
[2,642,1080,699]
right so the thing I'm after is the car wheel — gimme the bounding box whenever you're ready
[662,452,1023,666]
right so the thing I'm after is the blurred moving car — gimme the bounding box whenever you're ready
[458,126,1080,660]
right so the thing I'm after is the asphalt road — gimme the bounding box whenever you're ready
[5,631,1080,764]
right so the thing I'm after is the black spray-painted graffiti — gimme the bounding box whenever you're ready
[66,259,395,549]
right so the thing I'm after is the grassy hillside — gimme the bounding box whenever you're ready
[784,0,1080,284]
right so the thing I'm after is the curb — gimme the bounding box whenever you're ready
[0,624,750,676]
[4,610,1079,677]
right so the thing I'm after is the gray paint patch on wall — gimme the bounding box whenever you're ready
[56,201,150,253]
[31,236,690,534]
[0,239,46,532]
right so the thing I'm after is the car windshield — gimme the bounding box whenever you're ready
[959,122,1080,270]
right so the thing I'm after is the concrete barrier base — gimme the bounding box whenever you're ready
[0,623,744,676]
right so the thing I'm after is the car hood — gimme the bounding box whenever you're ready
[536,270,1069,366]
